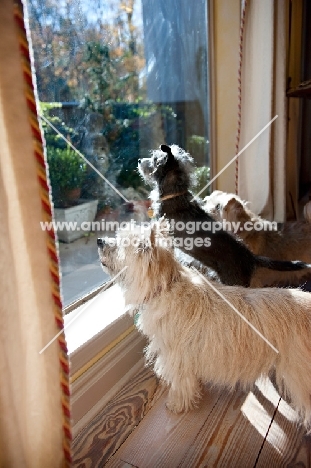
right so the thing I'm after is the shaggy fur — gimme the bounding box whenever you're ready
[138,144,311,287]
[97,222,311,429]
[204,190,311,288]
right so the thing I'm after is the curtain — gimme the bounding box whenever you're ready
[0,1,71,466]
[238,0,287,222]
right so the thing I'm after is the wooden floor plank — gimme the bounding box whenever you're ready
[252,378,309,468]
[256,430,310,468]
[73,368,309,468]
[106,386,223,468]
[179,379,307,468]
[107,461,138,468]
[107,377,308,468]
[177,387,276,468]
[289,435,311,468]
[72,366,159,467]
[254,402,309,466]
[120,463,138,468]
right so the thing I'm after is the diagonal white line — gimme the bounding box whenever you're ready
[191,115,278,201]
[190,267,279,354]
[39,113,130,203]
[39,266,128,354]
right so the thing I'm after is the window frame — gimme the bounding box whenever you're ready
[64,0,242,433]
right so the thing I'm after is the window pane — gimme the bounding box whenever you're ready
[28,0,210,308]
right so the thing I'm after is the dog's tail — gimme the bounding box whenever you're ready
[255,256,311,272]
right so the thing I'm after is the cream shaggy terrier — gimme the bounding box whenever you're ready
[97,221,311,429]
[204,190,311,288]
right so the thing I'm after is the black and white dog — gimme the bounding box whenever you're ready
[138,144,311,287]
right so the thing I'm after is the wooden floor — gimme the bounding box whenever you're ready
[72,367,310,468]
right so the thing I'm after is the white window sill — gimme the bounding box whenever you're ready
[66,283,146,435]
[64,283,128,355]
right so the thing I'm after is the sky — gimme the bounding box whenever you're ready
[79,0,143,29]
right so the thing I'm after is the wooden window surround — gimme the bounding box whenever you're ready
[65,284,147,437]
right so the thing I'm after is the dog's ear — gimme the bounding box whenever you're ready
[226,198,245,213]
[225,198,250,223]
[160,144,171,153]
[225,198,238,207]
[223,197,243,213]
[160,144,174,162]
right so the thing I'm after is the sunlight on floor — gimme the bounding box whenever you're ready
[255,377,299,422]
[241,377,300,455]
[242,392,284,454]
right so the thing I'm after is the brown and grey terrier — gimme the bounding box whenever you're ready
[204,190,311,288]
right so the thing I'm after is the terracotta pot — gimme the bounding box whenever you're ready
[63,187,81,205]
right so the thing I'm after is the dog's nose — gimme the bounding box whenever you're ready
[97,238,105,248]
[138,159,141,164]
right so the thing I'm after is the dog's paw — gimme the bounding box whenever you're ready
[165,400,186,414]
[165,397,198,414]
[166,384,202,413]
